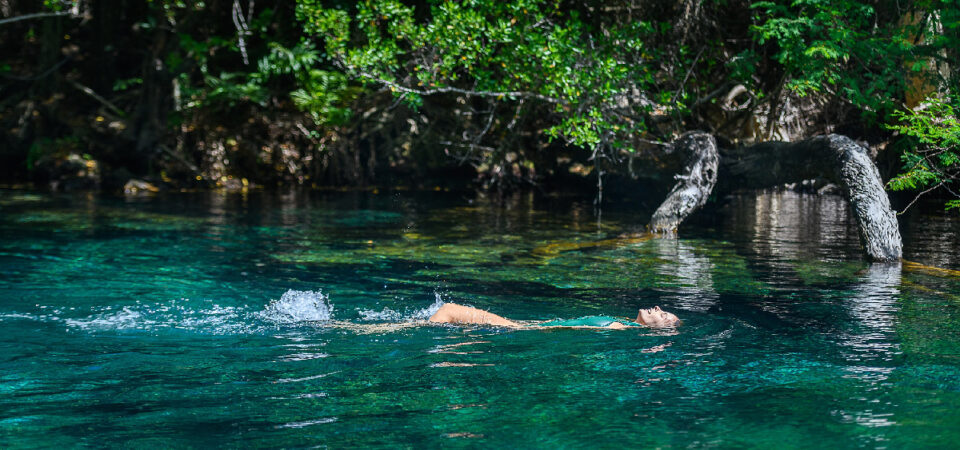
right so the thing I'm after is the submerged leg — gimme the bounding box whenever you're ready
[428,303,520,327]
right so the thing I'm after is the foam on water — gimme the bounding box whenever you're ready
[62,301,247,333]
[4,300,260,334]
[276,417,338,429]
[0,313,40,320]
[356,307,403,321]
[2,289,443,334]
[357,292,444,322]
[65,307,150,330]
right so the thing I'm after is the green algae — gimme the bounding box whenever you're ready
[11,207,209,232]
[274,232,774,297]
[794,260,870,286]
[896,288,960,363]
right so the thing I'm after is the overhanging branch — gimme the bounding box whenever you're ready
[355,70,566,104]
[0,11,74,26]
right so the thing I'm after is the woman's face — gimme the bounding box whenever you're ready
[637,306,680,327]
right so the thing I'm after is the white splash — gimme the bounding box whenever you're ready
[417,292,446,319]
[260,289,333,323]
[357,292,445,322]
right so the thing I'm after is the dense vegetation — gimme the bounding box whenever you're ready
[1,0,957,208]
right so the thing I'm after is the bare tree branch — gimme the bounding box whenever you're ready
[66,79,125,117]
[671,46,705,105]
[355,71,566,104]
[232,0,252,65]
[898,181,945,215]
[1,57,70,81]
[439,140,496,153]
[0,11,73,26]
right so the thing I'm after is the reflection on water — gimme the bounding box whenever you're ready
[723,190,862,264]
[1,188,960,447]
[651,238,719,312]
[843,263,902,360]
[837,262,902,424]
[902,206,960,270]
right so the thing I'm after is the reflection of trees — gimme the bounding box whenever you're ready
[716,191,908,357]
[651,239,718,312]
[841,263,902,363]
[833,262,902,429]
[902,212,960,271]
[725,191,862,264]
[278,189,300,227]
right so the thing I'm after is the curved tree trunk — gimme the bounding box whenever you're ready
[649,131,719,233]
[649,133,903,262]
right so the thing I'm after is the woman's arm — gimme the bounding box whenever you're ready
[428,303,520,327]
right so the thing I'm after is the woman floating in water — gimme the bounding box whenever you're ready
[429,303,680,329]
[262,291,679,333]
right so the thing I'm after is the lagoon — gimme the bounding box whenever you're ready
[1,189,959,447]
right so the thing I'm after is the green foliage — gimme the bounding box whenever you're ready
[750,0,893,114]
[750,1,958,120]
[290,70,357,126]
[41,0,76,12]
[26,137,79,171]
[258,41,320,76]
[752,0,960,207]
[12,0,960,198]
[258,42,358,126]
[163,4,355,128]
[886,97,960,209]
[297,0,656,148]
[288,0,960,193]
[112,78,143,92]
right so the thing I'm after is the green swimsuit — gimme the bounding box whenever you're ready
[536,315,643,327]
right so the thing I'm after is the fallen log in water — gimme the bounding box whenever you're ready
[649,133,902,262]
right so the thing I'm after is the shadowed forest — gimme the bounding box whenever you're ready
[1,1,958,207]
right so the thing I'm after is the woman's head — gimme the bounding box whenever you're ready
[636,306,680,328]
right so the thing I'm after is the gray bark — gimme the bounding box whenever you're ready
[649,131,719,233]
[649,132,903,262]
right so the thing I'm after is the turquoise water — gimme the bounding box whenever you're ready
[1,189,959,447]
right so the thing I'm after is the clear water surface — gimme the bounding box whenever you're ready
[1,189,959,448]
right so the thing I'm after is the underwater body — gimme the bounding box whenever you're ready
[1,189,959,447]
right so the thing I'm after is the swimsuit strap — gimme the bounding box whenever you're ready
[538,315,642,328]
